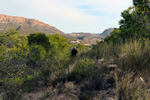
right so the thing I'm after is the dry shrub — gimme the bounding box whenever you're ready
[120,40,150,71]
[118,72,149,100]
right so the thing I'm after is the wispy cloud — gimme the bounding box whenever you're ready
[11,0,98,22]
[2,0,133,32]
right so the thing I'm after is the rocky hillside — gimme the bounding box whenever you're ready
[0,14,105,44]
[100,28,114,37]
[67,32,105,44]
[0,14,65,35]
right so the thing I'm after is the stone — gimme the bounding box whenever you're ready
[106,97,116,100]
[52,94,65,100]
[52,94,79,100]
[139,77,146,84]
[93,97,99,100]
[146,89,150,93]
[65,82,74,90]
[108,64,118,68]
[98,58,105,64]
[119,53,126,58]
[66,93,79,100]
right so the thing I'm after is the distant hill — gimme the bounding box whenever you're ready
[0,14,105,45]
[0,14,65,35]
[96,33,102,35]
[100,28,114,37]
[67,32,105,44]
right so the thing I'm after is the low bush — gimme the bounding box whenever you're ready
[119,39,150,71]
[118,72,149,100]
[68,58,95,82]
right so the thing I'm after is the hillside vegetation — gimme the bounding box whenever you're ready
[0,0,150,100]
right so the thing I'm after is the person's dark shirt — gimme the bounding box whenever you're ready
[71,48,77,57]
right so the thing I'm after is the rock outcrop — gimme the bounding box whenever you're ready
[100,28,114,37]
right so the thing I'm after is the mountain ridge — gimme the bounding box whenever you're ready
[100,28,114,37]
[0,14,65,35]
[0,14,105,44]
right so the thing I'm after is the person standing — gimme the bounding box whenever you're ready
[71,47,78,57]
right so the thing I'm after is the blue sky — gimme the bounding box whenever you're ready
[0,0,132,33]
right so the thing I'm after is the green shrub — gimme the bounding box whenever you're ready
[69,58,95,82]
[90,42,121,59]
[27,45,46,68]
[2,84,23,100]
[40,66,51,77]
[27,33,50,51]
